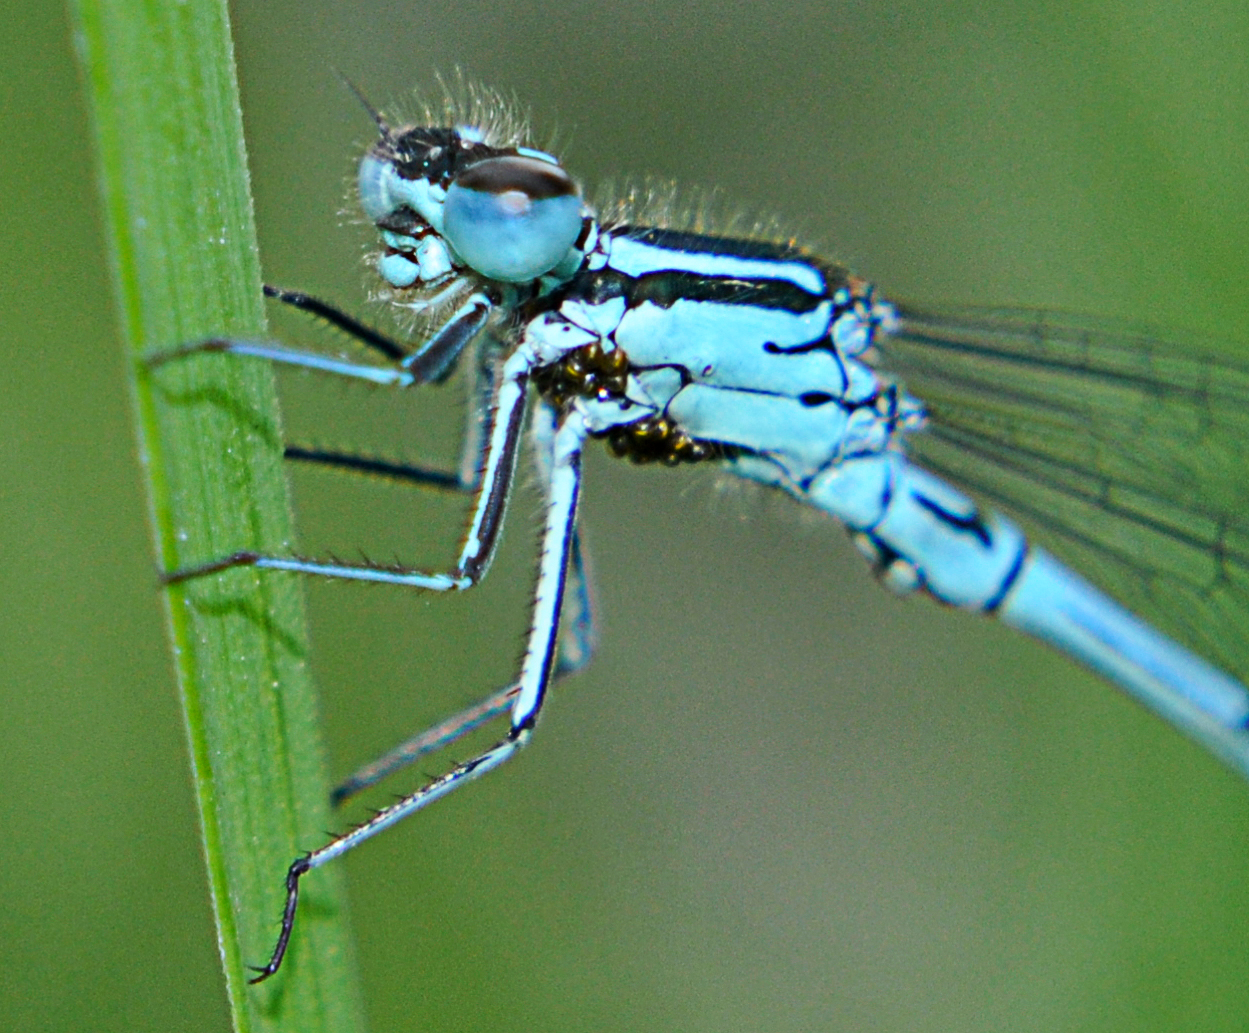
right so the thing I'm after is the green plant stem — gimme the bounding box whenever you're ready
[70,2,366,1030]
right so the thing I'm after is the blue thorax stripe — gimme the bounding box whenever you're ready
[569,225,845,313]
[606,226,831,298]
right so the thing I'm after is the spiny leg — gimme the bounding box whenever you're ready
[163,354,529,592]
[323,400,598,807]
[145,283,503,586]
[262,284,410,361]
[145,297,492,390]
[282,445,515,809]
[282,328,510,496]
[285,399,596,664]
[532,399,596,677]
[326,545,595,808]
[282,328,500,494]
[263,283,494,383]
[147,283,494,387]
[152,285,503,588]
[249,407,590,983]
[329,683,519,807]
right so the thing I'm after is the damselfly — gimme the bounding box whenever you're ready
[151,82,1249,982]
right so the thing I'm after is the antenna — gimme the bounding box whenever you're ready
[334,68,389,137]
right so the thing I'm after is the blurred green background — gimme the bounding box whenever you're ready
[6,1,1249,1030]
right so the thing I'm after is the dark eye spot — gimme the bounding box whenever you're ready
[454,156,576,199]
[799,391,836,407]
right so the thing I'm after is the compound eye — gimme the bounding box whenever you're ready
[442,155,582,282]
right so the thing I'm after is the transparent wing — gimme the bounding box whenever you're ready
[877,304,1249,683]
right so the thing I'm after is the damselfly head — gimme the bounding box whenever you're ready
[358,123,589,287]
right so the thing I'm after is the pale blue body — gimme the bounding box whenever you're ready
[158,103,1249,982]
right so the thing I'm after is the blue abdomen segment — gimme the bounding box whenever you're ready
[801,452,1028,609]
[1001,549,1249,757]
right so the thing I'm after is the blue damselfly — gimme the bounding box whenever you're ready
[150,81,1249,982]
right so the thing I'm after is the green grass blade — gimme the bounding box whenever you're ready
[69,2,367,1029]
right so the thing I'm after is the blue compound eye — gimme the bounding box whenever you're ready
[442,155,583,282]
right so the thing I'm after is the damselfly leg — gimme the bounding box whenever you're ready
[284,412,596,805]
[147,281,595,981]
[156,300,521,591]
[244,398,588,982]
[290,409,596,810]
